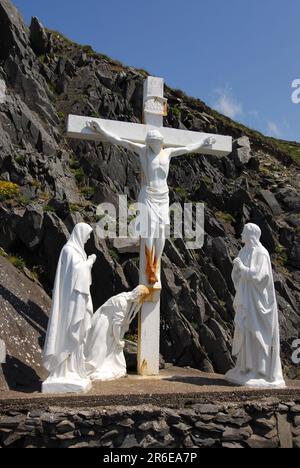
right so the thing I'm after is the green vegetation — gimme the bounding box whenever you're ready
[46,80,59,96]
[124,333,138,343]
[73,168,85,182]
[274,244,288,267]
[81,186,96,198]
[270,139,300,165]
[172,105,182,120]
[109,249,121,263]
[15,154,27,166]
[174,187,189,201]
[0,247,7,258]
[69,158,86,183]
[204,175,214,187]
[215,211,235,224]
[18,195,32,206]
[0,249,26,272]
[57,111,65,120]
[43,204,56,213]
[8,255,26,270]
[69,203,85,214]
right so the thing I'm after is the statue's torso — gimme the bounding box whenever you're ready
[140,148,170,192]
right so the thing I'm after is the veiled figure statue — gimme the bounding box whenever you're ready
[225,223,286,388]
[42,223,97,394]
[85,285,150,382]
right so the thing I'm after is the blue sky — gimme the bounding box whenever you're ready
[14,0,300,142]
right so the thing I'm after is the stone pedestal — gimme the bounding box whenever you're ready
[42,376,91,394]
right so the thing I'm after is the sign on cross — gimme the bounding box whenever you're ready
[67,76,232,376]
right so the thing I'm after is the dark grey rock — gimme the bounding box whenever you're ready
[172,422,192,435]
[30,17,50,56]
[246,435,279,449]
[294,436,300,449]
[222,426,253,442]
[194,404,219,415]
[194,421,224,436]
[260,190,282,216]
[0,0,30,60]
[16,204,44,250]
[120,434,139,448]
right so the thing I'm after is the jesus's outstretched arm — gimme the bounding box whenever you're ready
[87,121,146,154]
[167,136,216,158]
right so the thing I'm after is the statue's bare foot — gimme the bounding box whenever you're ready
[145,245,159,285]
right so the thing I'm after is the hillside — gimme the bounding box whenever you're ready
[0,0,299,389]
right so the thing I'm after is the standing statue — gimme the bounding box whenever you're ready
[85,285,150,381]
[225,223,286,388]
[88,121,215,286]
[42,223,97,394]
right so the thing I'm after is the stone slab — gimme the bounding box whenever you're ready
[0,368,299,412]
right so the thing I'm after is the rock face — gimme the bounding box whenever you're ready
[0,0,299,386]
[0,255,50,390]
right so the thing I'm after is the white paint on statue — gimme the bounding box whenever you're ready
[87,124,215,288]
[67,75,233,376]
[85,286,149,381]
[225,223,286,389]
[42,223,96,394]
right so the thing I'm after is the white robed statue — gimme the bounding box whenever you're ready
[85,285,150,381]
[42,223,97,394]
[225,223,286,388]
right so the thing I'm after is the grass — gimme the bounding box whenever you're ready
[172,105,182,120]
[57,111,65,121]
[8,255,26,270]
[174,187,189,201]
[204,176,214,187]
[269,139,300,165]
[73,168,85,182]
[124,333,138,343]
[215,211,235,224]
[14,154,27,166]
[69,203,85,214]
[43,204,56,213]
[81,186,96,198]
[274,244,289,267]
[0,249,26,271]
[109,249,121,263]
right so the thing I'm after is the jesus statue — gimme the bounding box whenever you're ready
[88,121,215,286]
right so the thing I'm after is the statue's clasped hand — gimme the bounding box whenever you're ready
[87,121,102,133]
[234,258,249,277]
[88,254,97,266]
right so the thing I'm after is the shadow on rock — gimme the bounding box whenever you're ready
[2,355,41,393]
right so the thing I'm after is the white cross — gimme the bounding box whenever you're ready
[67,76,232,376]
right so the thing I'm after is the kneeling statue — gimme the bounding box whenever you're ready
[85,286,150,381]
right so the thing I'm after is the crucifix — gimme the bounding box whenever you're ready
[67,76,232,376]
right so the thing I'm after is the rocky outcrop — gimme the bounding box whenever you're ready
[0,255,50,390]
[0,0,299,385]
